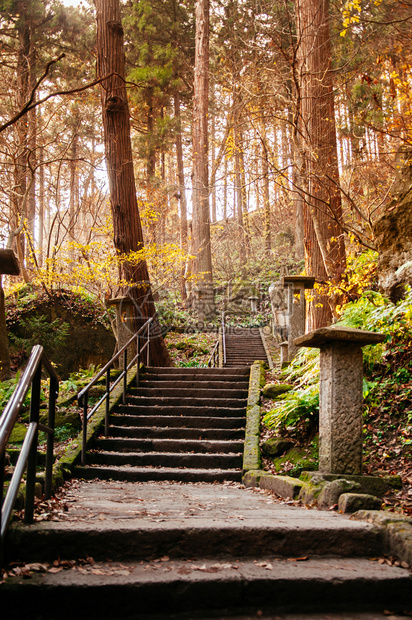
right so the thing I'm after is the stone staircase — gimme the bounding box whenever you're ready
[74,367,249,483]
[4,482,412,619]
[224,327,269,367]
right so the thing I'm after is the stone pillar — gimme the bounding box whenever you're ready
[282,276,315,361]
[280,342,289,368]
[294,327,385,475]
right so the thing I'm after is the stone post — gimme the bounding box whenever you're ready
[280,342,289,368]
[294,326,385,475]
[282,276,315,361]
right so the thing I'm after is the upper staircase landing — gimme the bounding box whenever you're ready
[224,327,269,367]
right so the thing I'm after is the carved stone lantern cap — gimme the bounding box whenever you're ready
[294,325,386,348]
[0,249,20,275]
[107,296,134,306]
[282,275,316,289]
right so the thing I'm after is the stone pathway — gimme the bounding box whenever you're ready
[4,481,411,619]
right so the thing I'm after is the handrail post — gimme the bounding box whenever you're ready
[44,372,57,500]
[81,392,88,466]
[105,367,110,436]
[0,450,5,560]
[25,365,41,524]
[146,322,150,367]
[136,334,140,387]
[123,348,127,405]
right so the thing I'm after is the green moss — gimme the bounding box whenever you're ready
[271,446,319,478]
[8,423,27,444]
[262,383,293,399]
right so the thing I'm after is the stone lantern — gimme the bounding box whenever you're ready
[282,275,316,361]
[295,326,385,475]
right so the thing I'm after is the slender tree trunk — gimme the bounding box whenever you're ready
[238,124,251,256]
[223,157,228,220]
[174,93,188,301]
[95,0,171,366]
[69,107,80,253]
[262,141,271,252]
[38,141,44,266]
[192,0,214,316]
[210,87,217,223]
[0,277,11,380]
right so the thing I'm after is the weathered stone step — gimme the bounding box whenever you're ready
[3,557,411,619]
[72,465,242,483]
[116,404,246,417]
[129,387,248,399]
[125,396,247,408]
[144,373,249,382]
[86,451,243,469]
[94,437,243,454]
[140,380,249,390]
[109,425,245,440]
[111,414,245,429]
[7,511,385,563]
[143,367,249,376]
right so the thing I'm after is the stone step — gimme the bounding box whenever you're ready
[111,414,245,429]
[139,380,249,390]
[86,451,243,469]
[143,367,250,376]
[116,405,246,417]
[109,425,245,440]
[143,372,250,381]
[94,437,243,454]
[72,465,242,483]
[6,505,385,563]
[3,557,411,619]
[128,387,248,399]
[125,396,247,408]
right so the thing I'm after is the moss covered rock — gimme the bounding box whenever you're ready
[262,383,293,399]
[8,423,27,443]
[262,437,293,457]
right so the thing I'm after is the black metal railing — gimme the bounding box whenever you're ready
[222,311,227,366]
[0,345,59,553]
[77,316,153,466]
[207,340,219,367]
[207,312,226,368]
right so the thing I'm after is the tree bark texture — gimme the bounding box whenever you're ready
[174,93,188,301]
[296,0,346,322]
[192,0,214,313]
[95,0,171,366]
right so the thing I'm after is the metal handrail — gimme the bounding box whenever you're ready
[222,311,227,366]
[207,340,219,367]
[78,316,153,466]
[0,345,59,552]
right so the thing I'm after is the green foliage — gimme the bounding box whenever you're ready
[264,281,412,436]
[10,315,69,355]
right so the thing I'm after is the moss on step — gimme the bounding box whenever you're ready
[243,361,265,473]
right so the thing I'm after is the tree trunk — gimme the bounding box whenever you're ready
[95,0,171,366]
[296,0,346,324]
[38,141,44,266]
[0,278,11,380]
[174,93,188,301]
[192,0,214,316]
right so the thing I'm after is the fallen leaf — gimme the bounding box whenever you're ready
[287,556,309,562]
